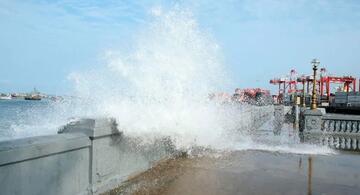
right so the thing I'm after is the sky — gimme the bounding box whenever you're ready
[0,0,360,94]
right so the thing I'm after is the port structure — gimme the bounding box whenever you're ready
[270,69,300,104]
[319,69,357,102]
[270,67,358,106]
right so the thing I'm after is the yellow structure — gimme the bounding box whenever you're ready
[311,59,320,110]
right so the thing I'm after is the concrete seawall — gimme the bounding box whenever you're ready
[0,118,174,195]
[0,106,274,195]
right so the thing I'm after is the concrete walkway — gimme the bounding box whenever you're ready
[106,150,360,195]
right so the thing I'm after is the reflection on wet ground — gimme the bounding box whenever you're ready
[106,150,360,195]
[105,116,360,195]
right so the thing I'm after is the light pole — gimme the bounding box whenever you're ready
[311,59,320,110]
[302,76,306,107]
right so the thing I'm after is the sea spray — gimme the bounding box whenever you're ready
[67,7,333,154]
[68,7,248,150]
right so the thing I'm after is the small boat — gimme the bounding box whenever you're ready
[0,95,12,100]
[24,95,41,101]
[24,88,42,101]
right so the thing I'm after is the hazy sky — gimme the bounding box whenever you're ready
[1,0,359,94]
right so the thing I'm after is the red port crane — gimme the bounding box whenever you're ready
[318,68,357,101]
[270,69,300,103]
[270,67,358,104]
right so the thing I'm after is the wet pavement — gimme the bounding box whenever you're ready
[106,150,360,195]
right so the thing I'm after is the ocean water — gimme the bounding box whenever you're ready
[0,98,95,141]
[0,100,54,141]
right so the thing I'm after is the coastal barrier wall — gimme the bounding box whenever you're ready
[0,106,274,195]
[0,133,91,195]
[0,118,174,195]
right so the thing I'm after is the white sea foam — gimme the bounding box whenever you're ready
[69,7,237,150]
[67,7,333,155]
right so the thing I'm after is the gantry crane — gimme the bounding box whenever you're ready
[270,68,358,104]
